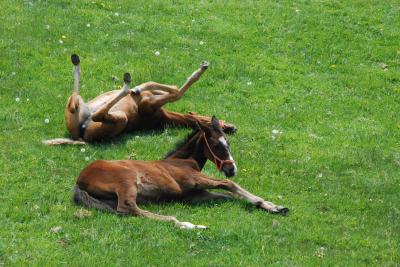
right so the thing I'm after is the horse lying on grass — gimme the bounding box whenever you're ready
[44,55,236,145]
[73,116,288,229]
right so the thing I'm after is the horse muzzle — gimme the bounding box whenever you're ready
[222,162,237,177]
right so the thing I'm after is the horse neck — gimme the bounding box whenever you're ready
[166,131,207,170]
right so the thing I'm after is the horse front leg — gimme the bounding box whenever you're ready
[134,81,180,95]
[68,54,81,113]
[65,54,89,139]
[182,190,233,202]
[91,73,132,122]
[194,175,289,214]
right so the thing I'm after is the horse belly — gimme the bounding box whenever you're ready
[87,91,119,112]
[135,172,182,202]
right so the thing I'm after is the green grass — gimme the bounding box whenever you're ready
[1,0,399,265]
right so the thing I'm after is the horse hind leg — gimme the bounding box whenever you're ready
[139,61,209,111]
[115,185,207,229]
[160,110,237,134]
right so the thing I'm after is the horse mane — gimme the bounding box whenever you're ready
[163,129,201,159]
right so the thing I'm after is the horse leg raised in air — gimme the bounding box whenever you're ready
[73,116,288,229]
[44,55,236,144]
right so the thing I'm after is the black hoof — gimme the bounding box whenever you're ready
[132,87,141,95]
[201,61,209,70]
[272,206,289,215]
[123,73,131,84]
[223,125,237,134]
[71,54,80,65]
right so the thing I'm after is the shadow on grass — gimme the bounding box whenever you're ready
[139,196,275,214]
[88,128,167,148]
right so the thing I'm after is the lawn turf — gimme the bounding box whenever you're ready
[0,0,399,266]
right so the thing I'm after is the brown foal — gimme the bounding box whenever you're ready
[44,55,236,144]
[74,116,288,229]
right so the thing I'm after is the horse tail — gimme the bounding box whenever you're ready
[73,185,117,213]
[42,138,86,145]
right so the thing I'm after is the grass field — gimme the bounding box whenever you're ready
[1,0,399,266]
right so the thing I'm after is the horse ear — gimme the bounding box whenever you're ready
[211,115,222,132]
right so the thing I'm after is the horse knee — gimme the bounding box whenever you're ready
[220,180,239,192]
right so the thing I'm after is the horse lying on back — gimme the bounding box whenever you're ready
[73,116,288,229]
[44,55,236,145]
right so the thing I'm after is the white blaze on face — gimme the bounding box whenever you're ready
[218,136,237,174]
[218,136,228,147]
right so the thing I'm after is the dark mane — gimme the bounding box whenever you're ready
[163,129,201,159]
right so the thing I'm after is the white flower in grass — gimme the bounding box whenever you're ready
[44,118,50,124]
[74,208,92,219]
[315,247,326,258]
[272,129,281,135]
[15,97,20,102]
[295,9,300,13]
[114,12,119,16]
[86,23,91,28]
[199,41,204,45]
[50,226,62,234]
[309,133,320,139]
[45,25,50,30]
[85,156,90,161]
[154,51,160,56]
[191,19,195,23]
[80,148,86,153]
[26,98,30,102]
[59,39,63,44]
[11,72,16,76]
[247,81,252,86]
[271,129,282,140]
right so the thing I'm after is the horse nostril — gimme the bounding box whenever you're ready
[223,167,236,177]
